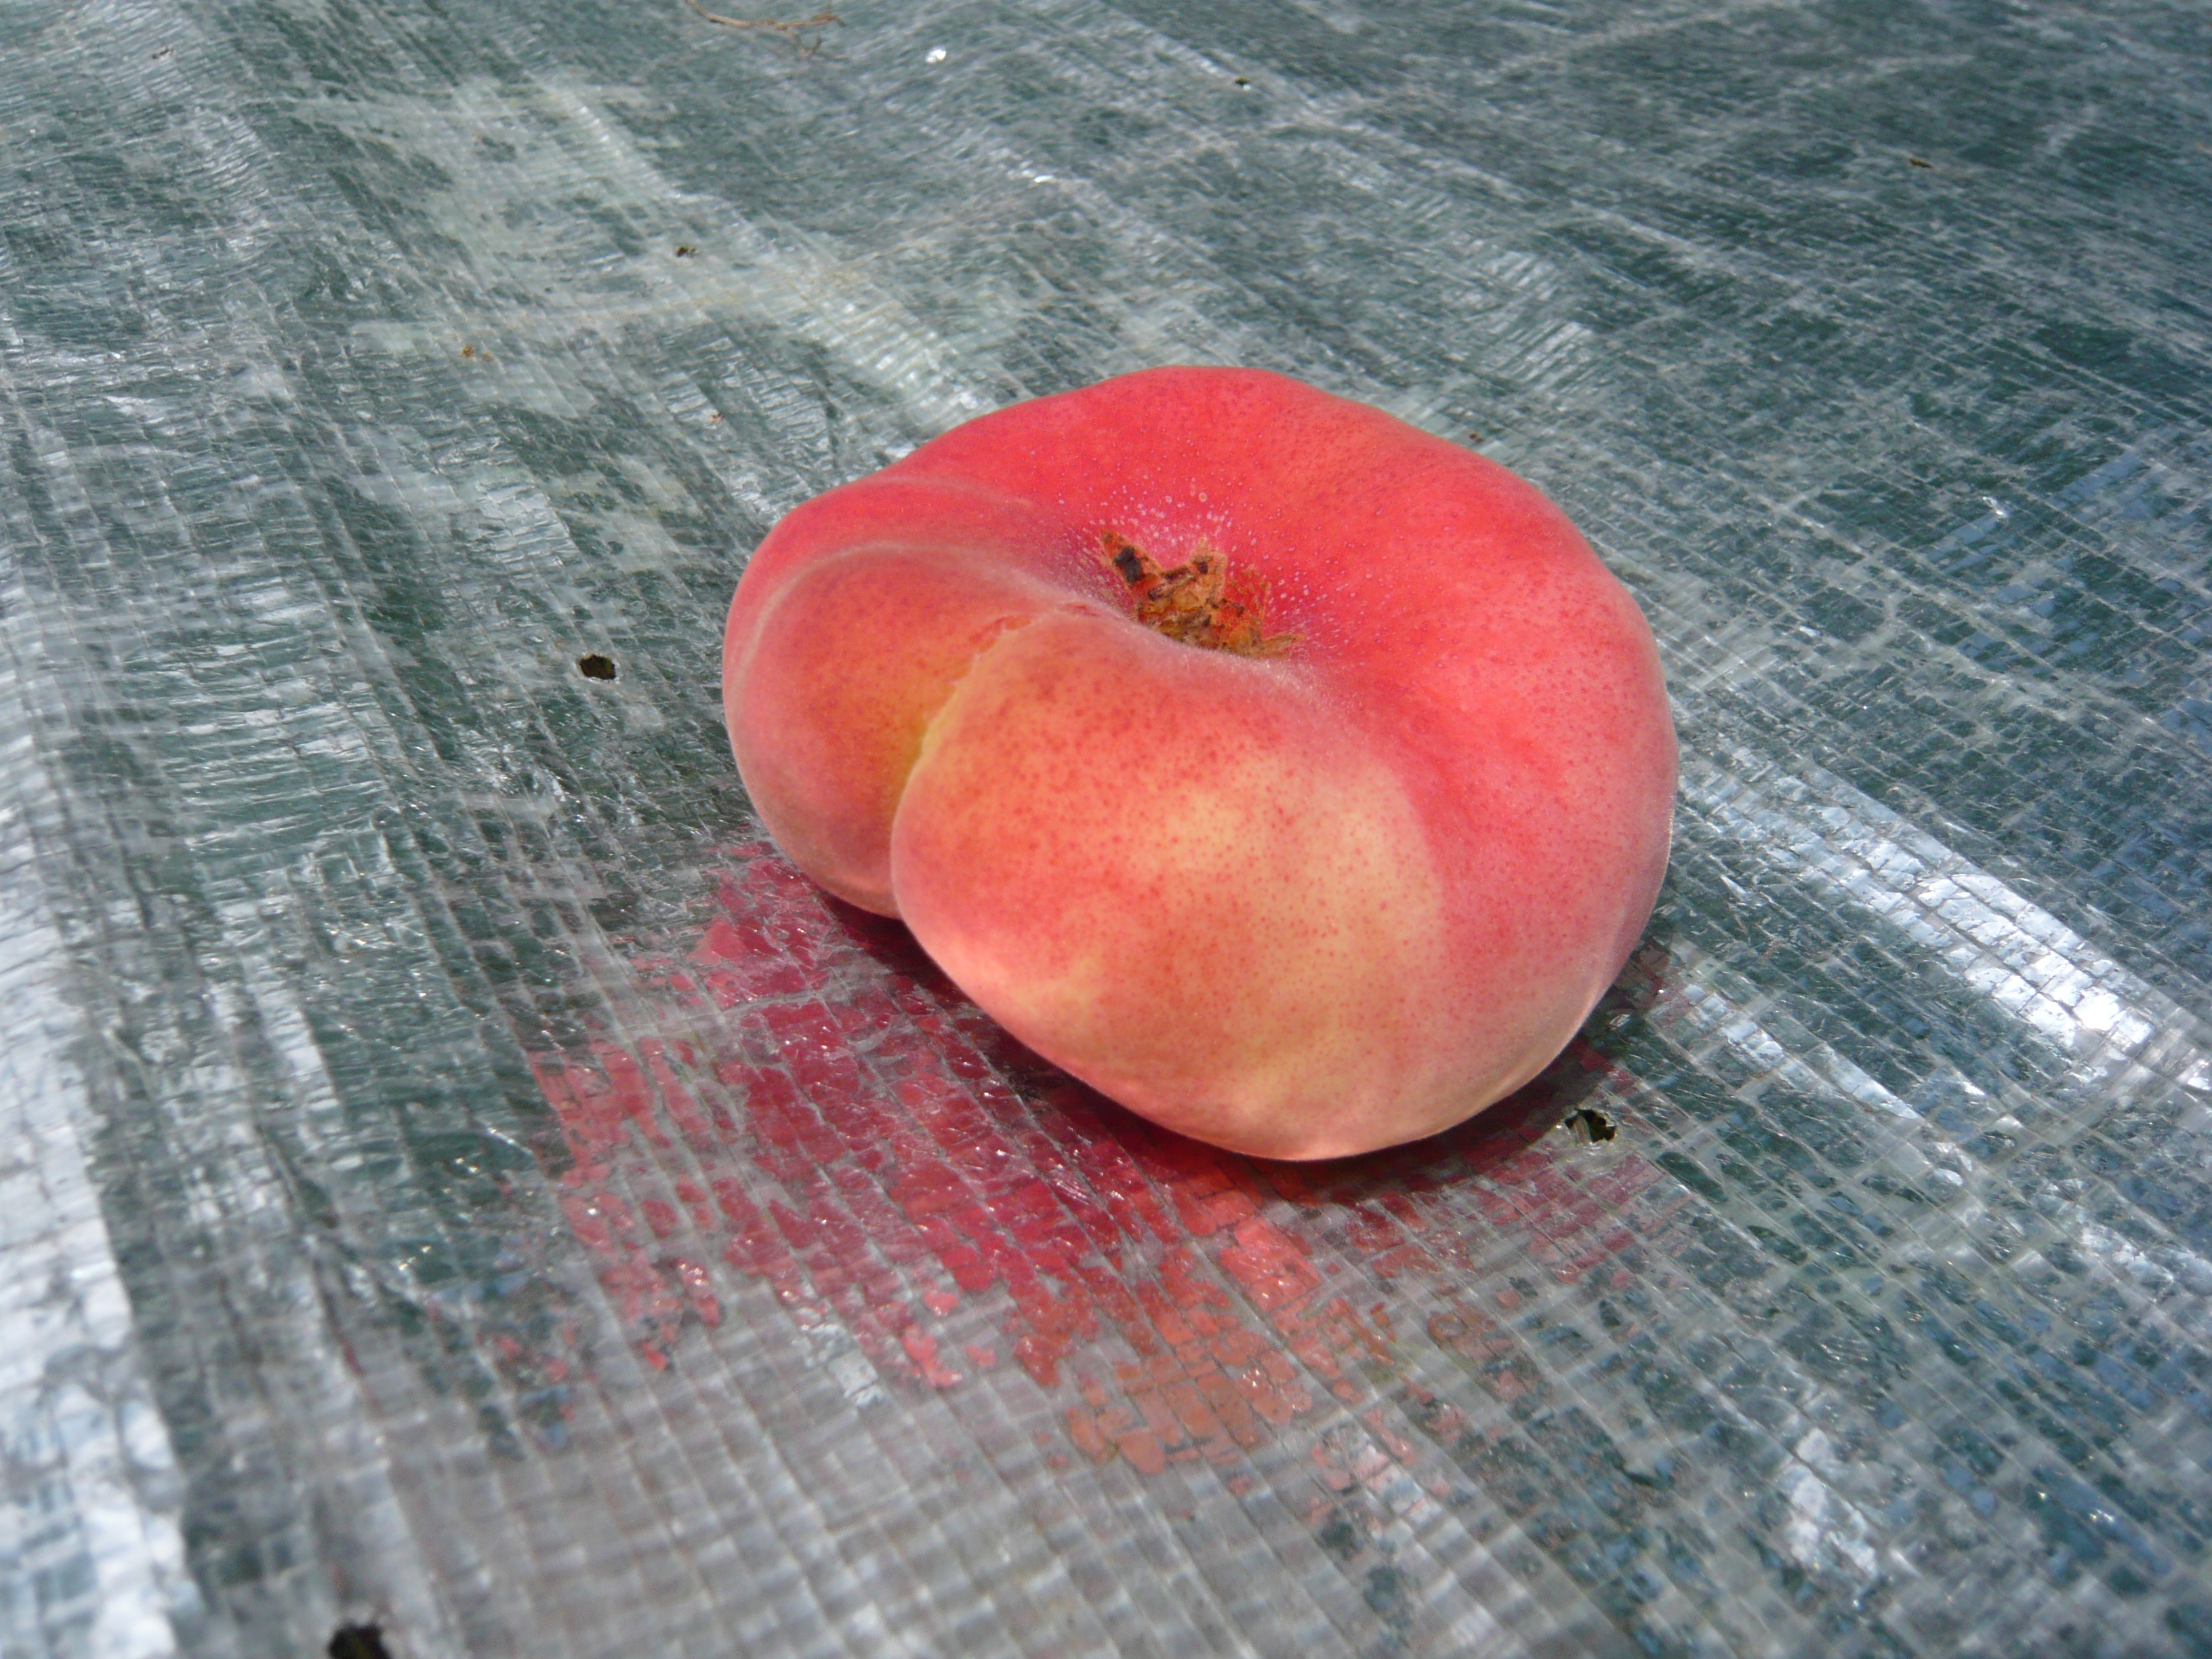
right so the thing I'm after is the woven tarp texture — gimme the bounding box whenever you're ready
[3,0,2210,1655]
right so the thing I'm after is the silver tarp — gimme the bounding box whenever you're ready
[3,0,2209,1654]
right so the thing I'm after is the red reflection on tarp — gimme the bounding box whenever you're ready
[530,839,1677,1474]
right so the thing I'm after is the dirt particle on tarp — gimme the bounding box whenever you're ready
[329,1625,391,1659]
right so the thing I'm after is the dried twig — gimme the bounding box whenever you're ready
[681,0,839,42]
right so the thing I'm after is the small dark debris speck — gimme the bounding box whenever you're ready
[1364,1563,1407,1619]
[1565,1107,1618,1144]
[577,653,617,682]
[329,1625,391,1659]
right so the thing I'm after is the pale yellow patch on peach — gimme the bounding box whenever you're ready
[886,613,1462,1161]
[726,546,1055,913]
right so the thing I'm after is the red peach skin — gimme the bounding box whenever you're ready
[724,367,1677,1160]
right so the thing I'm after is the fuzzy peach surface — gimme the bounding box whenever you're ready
[723,367,1677,1160]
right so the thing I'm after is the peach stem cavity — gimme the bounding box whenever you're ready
[1099,532,1296,658]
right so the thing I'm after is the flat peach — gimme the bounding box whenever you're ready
[724,367,1675,1159]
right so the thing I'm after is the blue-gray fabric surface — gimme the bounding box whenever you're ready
[2,1,2209,1656]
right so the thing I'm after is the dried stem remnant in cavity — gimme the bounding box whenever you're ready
[1100,532,1296,657]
